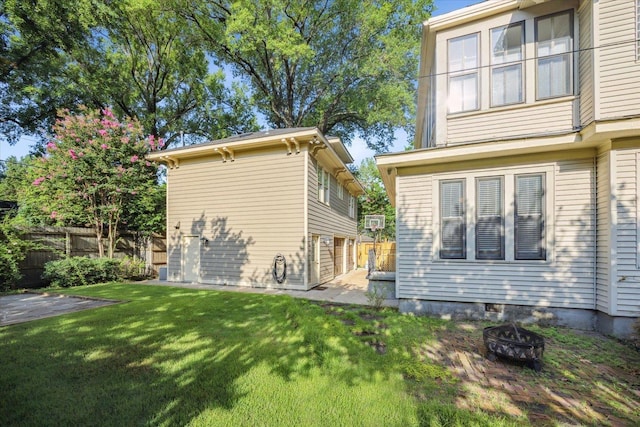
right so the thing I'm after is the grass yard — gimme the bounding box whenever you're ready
[1,284,639,426]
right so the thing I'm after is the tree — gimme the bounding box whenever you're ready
[355,157,395,240]
[1,0,258,148]
[29,107,161,257]
[179,0,434,151]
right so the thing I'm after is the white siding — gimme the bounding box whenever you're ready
[308,155,359,284]
[445,100,574,146]
[578,0,594,126]
[596,150,611,313]
[598,0,640,119]
[396,157,596,309]
[614,148,640,315]
[166,146,307,290]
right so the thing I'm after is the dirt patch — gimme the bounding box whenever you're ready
[423,323,640,426]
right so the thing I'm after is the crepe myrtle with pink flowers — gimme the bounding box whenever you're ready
[31,107,163,257]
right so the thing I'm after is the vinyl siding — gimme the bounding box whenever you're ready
[614,148,640,315]
[598,0,640,119]
[595,150,611,313]
[166,146,307,290]
[308,155,358,284]
[396,157,595,309]
[445,100,574,145]
[578,0,594,126]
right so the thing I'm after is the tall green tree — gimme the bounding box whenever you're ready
[1,0,258,148]
[179,0,433,151]
[28,107,161,257]
[355,157,395,240]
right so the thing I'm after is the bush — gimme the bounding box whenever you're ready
[0,218,36,291]
[43,257,122,288]
[42,256,149,287]
[118,256,147,281]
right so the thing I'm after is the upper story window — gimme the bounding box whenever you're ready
[348,195,355,218]
[448,33,479,113]
[318,166,330,205]
[338,183,344,200]
[491,22,524,106]
[536,10,573,100]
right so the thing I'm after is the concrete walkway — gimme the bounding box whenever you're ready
[143,269,399,308]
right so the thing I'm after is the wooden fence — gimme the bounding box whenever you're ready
[357,242,396,272]
[18,226,166,288]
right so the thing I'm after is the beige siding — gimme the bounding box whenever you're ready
[308,155,358,284]
[598,0,640,119]
[578,0,594,126]
[445,100,574,145]
[596,150,611,313]
[614,148,640,315]
[166,147,306,290]
[396,158,596,309]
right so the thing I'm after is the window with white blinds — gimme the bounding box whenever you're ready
[491,22,524,106]
[440,179,466,259]
[515,174,545,260]
[448,33,479,113]
[536,11,573,99]
[476,177,504,260]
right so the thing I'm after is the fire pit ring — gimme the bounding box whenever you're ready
[483,324,545,372]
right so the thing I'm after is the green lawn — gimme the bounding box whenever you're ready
[1,284,637,426]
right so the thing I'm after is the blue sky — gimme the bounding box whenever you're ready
[0,0,480,165]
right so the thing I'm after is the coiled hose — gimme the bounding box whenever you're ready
[272,253,287,284]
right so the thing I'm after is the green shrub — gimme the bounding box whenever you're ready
[42,257,121,288]
[0,218,37,291]
[42,256,149,287]
[117,256,147,281]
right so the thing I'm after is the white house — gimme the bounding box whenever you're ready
[376,0,640,336]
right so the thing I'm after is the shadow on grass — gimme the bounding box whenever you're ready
[0,284,421,425]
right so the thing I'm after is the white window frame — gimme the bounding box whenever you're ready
[432,165,553,263]
[476,176,505,260]
[535,10,574,100]
[317,165,330,205]
[338,183,344,200]
[348,195,355,218]
[448,33,480,114]
[490,22,524,107]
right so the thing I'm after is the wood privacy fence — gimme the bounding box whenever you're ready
[357,242,396,272]
[18,226,167,288]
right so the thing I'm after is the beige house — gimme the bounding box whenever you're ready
[376,0,640,336]
[148,128,363,290]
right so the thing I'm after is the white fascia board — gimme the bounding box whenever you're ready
[147,128,321,161]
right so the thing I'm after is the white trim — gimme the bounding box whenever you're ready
[637,151,640,272]
[431,163,554,263]
[609,150,618,315]
[304,149,309,289]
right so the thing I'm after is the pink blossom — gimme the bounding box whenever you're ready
[102,108,115,118]
[68,149,78,160]
[158,138,165,148]
[145,161,151,167]
[130,155,139,163]
[98,129,108,137]
[32,177,45,186]
[100,144,108,150]
[50,211,57,219]
[46,141,58,151]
